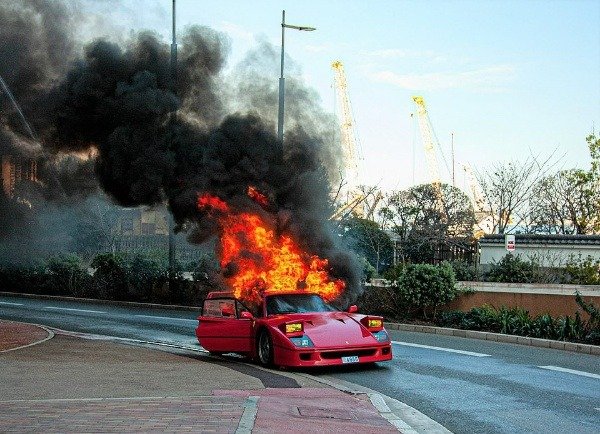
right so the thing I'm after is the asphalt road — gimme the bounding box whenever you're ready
[1,294,599,434]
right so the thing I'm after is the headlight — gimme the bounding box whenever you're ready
[368,318,383,328]
[372,330,389,342]
[289,335,314,347]
[285,322,303,334]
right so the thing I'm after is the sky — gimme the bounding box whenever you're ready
[90,0,600,194]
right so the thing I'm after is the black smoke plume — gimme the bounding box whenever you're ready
[0,1,362,303]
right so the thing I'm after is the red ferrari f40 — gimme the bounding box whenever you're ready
[195,291,393,368]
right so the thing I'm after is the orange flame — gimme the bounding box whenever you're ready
[247,186,269,208]
[197,191,345,306]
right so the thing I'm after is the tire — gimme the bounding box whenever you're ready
[257,329,274,367]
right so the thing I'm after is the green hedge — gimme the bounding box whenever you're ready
[436,299,599,345]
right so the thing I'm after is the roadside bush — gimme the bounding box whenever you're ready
[91,253,128,300]
[436,296,600,344]
[357,285,408,320]
[445,260,477,281]
[0,264,46,294]
[575,292,600,344]
[461,305,501,332]
[395,263,458,319]
[484,254,541,283]
[45,254,91,297]
[564,256,600,285]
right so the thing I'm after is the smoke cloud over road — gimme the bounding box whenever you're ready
[0,1,361,303]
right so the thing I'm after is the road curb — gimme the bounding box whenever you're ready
[386,322,600,356]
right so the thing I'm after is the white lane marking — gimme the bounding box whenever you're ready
[0,301,24,306]
[134,314,197,323]
[538,366,600,380]
[392,341,491,357]
[44,306,106,314]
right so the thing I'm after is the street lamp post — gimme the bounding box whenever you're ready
[277,10,316,142]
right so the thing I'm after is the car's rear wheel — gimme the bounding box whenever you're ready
[257,329,273,367]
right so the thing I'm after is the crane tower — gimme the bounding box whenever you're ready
[412,96,445,214]
[332,61,360,193]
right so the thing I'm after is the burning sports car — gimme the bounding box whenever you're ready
[196,290,392,368]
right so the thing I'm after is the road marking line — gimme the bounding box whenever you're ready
[134,314,197,323]
[0,301,24,306]
[44,307,106,314]
[538,366,600,380]
[392,341,490,357]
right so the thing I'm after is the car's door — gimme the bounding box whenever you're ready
[196,297,254,353]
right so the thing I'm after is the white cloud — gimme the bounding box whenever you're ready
[370,65,517,91]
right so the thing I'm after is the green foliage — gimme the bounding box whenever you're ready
[459,305,501,332]
[382,263,404,282]
[484,254,541,283]
[342,218,393,275]
[45,254,91,297]
[395,263,458,319]
[564,255,600,285]
[575,291,600,344]
[437,297,599,344]
[0,264,46,294]
[444,260,477,281]
[91,253,128,299]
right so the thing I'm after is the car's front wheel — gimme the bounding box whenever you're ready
[257,329,274,367]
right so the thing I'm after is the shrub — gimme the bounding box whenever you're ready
[395,263,458,319]
[565,256,600,285]
[45,254,90,296]
[484,254,541,283]
[436,310,465,328]
[91,253,128,300]
[575,292,600,344]
[461,305,501,332]
[445,260,477,281]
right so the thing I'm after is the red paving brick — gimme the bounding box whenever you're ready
[0,396,248,433]
[0,321,50,352]
[0,320,404,433]
[217,388,399,433]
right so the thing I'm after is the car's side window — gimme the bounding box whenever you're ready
[203,299,237,318]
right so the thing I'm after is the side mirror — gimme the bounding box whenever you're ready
[347,305,358,313]
[240,311,254,320]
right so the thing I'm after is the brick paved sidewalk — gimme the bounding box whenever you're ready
[0,320,403,433]
[0,320,51,352]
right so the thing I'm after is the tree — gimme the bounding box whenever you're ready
[342,217,393,276]
[381,183,475,264]
[530,169,600,234]
[475,155,557,234]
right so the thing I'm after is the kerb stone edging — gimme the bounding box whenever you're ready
[386,322,600,356]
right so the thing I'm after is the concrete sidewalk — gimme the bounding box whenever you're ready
[0,320,406,433]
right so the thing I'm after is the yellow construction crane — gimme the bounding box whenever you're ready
[461,163,493,237]
[332,61,360,195]
[412,96,445,216]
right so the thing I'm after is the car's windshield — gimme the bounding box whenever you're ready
[266,294,336,315]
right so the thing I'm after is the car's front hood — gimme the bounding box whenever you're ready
[284,312,378,347]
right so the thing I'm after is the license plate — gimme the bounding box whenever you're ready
[341,355,359,364]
